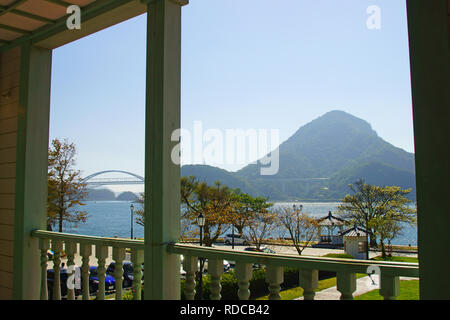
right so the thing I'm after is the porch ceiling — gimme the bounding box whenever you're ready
[0,0,147,53]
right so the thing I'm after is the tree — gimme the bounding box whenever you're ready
[244,208,277,251]
[371,212,403,258]
[135,193,145,227]
[47,138,88,232]
[337,179,416,258]
[231,193,273,236]
[181,176,235,247]
[277,206,319,255]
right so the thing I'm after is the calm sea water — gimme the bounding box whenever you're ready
[63,201,417,246]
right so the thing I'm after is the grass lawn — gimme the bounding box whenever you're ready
[355,280,419,300]
[371,255,418,263]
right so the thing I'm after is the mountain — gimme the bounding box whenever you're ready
[86,188,116,201]
[86,189,139,201]
[116,192,139,201]
[181,165,258,194]
[181,110,416,201]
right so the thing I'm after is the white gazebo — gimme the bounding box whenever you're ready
[316,211,346,247]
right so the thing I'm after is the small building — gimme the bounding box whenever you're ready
[339,225,371,260]
[315,211,346,247]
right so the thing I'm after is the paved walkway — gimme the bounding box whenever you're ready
[295,275,418,300]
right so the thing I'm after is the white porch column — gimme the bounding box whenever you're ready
[12,44,52,300]
[406,0,450,299]
[144,0,188,300]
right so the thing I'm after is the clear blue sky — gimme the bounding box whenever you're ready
[49,0,413,192]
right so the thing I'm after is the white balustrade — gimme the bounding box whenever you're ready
[80,243,92,300]
[380,274,400,300]
[208,259,223,300]
[65,242,77,300]
[266,266,284,300]
[235,263,252,300]
[39,238,50,301]
[337,271,356,300]
[182,255,197,300]
[299,269,318,300]
[51,240,63,300]
[95,245,108,300]
[131,249,143,300]
[31,231,419,301]
[113,247,126,300]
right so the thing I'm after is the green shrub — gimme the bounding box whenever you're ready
[181,267,303,300]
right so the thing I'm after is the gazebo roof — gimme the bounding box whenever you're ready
[316,211,345,226]
[339,225,371,237]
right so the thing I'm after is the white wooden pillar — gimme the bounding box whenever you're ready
[12,44,52,300]
[406,0,450,299]
[143,0,188,300]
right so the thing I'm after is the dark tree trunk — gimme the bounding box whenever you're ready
[59,209,63,233]
[380,240,386,259]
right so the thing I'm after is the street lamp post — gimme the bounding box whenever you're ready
[364,205,369,260]
[130,203,134,239]
[231,224,235,249]
[197,213,205,300]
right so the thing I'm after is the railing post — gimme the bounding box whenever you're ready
[113,247,126,300]
[182,255,197,300]
[337,272,356,300]
[266,266,284,300]
[52,240,63,300]
[379,274,400,300]
[95,245,108,300]
[235,263,252,300]
[39,238,50,300]
[208,259,224,300]
[131,249,144,300]
[80,243,92,300]
[299,269,318,300]
[65,242,77,300]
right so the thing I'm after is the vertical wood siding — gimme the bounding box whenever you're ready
[0,46,20,300]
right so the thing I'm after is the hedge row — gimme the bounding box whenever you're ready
[180,267,301,300]
[124,267,335,300]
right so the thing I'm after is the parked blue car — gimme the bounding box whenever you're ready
[89,266,115,294]
[47,267,81,300]
[106,261,133,289]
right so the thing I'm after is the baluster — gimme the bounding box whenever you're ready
[65,242,77,300]
[39,238,50,300]
[337,272,356,300]
[182,255,197,300]
[208,259,224,300]
[379,274,399,300]
[266,266,284,300]
[299,269,318,300]
[52,240,63,300]
[131,249,143,300]
[80,244,92,300]
[235,263,252,300]
[113,247,126,300]
[95,245,108,300]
